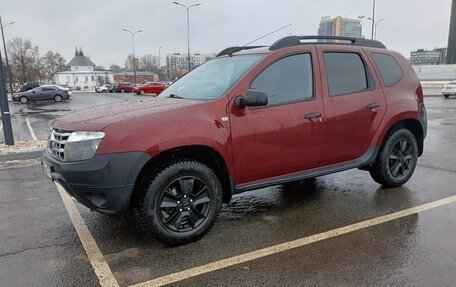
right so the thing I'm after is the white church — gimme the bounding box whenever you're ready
[55,48,114,91]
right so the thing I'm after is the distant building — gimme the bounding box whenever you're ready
[55,48,114,91]
[318,16,362,38]
[166,53,215,77]
[410,48,447,65]
[114,71,159,84]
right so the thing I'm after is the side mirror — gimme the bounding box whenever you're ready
[235,89,268,108]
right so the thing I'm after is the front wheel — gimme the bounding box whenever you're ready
[136,161,223,245]
[120,89,125,93]
[20,96,28,104]
[369,129,418,187]
[140,89,146,95]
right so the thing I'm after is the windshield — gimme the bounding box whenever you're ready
[159,55,263,100]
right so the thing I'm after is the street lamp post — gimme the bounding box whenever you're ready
[373,18,384,40]
[0,16,14,96]
[173,1,201,72]
[122,28,142,85]
[371,0,376,40]
[158,46,162,67]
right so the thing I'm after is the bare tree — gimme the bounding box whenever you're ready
[109,64,123,74]
[7,37,36,83]
[139,54,160,72]
[41,51,67,82]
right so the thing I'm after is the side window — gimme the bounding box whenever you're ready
[42,87,53,91]
[324,52,369,96]
[251,53,313,106]
[372,53,403,86]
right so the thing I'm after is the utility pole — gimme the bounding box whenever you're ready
[0,46,14,145]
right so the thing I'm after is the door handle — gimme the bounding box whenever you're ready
[367,103,380,109]
[304,112,322,121]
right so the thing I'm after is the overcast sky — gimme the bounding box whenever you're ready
[0,0,452,67]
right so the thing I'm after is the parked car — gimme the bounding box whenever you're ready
[18,82,41,92]
[96,84,114,93]
[42,35,427,245]
[134,82,167,95]
[115,82,134,93]
[13,85,70,104]
[442,81,456,98]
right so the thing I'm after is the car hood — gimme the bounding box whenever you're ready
[52,97,201,131]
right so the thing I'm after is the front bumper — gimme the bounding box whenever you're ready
[42,149,150,214]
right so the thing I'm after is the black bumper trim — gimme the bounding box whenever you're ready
[42,149,150,214]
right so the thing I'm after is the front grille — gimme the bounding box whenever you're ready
[49,129,73,160]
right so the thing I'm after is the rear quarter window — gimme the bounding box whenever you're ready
[372,53,403,87]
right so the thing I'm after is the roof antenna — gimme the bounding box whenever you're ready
[242,24,292,47]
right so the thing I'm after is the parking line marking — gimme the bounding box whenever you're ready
[55,183,120,287]
[130,195,456,287]
[25,117,38,141]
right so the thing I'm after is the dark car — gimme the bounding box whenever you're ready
[13,85,71,104]
[42,35,426,245]
[18,82,41,92]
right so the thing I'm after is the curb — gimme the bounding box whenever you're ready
[0,150,43,162]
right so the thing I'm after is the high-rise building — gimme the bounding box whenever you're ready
[318,16,362,38]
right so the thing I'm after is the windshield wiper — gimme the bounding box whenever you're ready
[169,94,184,99]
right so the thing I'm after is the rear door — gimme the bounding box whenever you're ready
[316,46,386,166]
[230,49,324,186]
[42,87,56,100]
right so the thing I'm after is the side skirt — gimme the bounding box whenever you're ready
[230,146,379,194]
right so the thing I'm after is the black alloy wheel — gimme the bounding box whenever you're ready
[388,139,414,179]
[159,176,211,232]
[136,161,222,245]
[370,128,418,187]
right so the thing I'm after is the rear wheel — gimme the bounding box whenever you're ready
[136,161,223,245]
[20,96,28,104]
[444,94,450,99]
[369,129,418,187]
[54,95,62,102]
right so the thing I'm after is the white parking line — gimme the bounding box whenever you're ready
[55,183,120,287]
[129,195,456,287]
[25,117,38,141]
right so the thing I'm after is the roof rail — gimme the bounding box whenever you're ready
[269,35,386,50]
[216,46,267,57]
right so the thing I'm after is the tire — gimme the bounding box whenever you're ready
[444,94,449,99]
[136,161,223,245]
[102,90,107,93]
[54,95,62,102]
[120,89,125,93]
[369,128,418,187]
[20,96,28,104]
[140,89,146,95]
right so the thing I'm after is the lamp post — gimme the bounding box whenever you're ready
[158,46,162,67]
[173,1,201,72]
[373,18,384,40]
[0,16,14,96]
[122,28,142,85]
[0,40,14,145]
[371,0,376,40]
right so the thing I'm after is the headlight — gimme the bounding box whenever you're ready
[64,131,105,161]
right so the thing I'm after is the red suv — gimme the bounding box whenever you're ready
[42,36,427,245]
[134,82,166,95]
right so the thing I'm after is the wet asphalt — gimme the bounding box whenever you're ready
[0,94,456,286]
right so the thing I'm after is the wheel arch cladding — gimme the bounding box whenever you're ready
[129,145,232,208]
[383,119,424,156]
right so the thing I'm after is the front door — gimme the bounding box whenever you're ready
[230,51,324,187]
